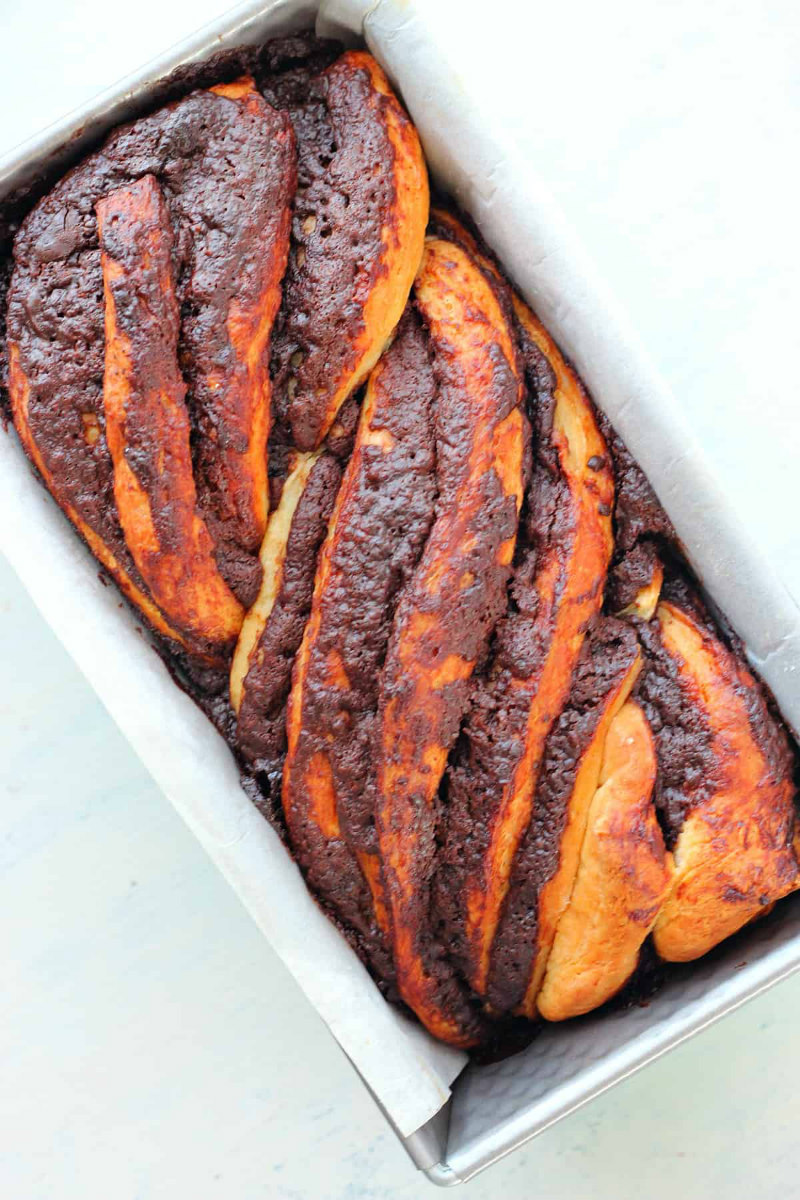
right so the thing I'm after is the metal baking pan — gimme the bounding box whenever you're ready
[3,0,800,1185]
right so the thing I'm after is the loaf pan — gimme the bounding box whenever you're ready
[2,0,800,1185]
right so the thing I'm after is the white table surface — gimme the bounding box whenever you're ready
[2,1,800,1196]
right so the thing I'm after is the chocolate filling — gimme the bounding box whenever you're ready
[307,308,438,854]
[236,451,342,772]
[280,308,438,988]
[264,51,397,450]
[434,327,562,979]
[636,574,795,847]
[7,84,295,609]
[486,618,641,1015]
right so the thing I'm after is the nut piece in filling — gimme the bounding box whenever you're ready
[272,50,429,451]
[438,285,615,998]
[645,600,798,961]
[281,308,438,981]
[373,238,527,1046]
[537,700,671,1021]
[6,79,295,626]
[96,175,244,656]
[615,552,664,620]
[232,449,342,771]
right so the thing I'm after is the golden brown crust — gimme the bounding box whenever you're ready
[435,283,614,999]
[233,449,343,775]
[652,601,799,961]
[537,700,670,1020]
[7,339,193,649]
[194,77,291,566]
[519,649,642,1016]
[97,176,244,655]
[7,75,296,634]
[374,238,527,1046]
[281,309,438,982]
[231,450,320,714]
[282,51,429,450]
[428,206,504,287]
[422,212,619,1004]
[470,297,615,995]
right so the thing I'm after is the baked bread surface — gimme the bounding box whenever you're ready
[2,33,797,1052]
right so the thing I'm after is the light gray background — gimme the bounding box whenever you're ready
[2,1,800,1196]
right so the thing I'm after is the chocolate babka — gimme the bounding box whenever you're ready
[2,33,797,1051]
